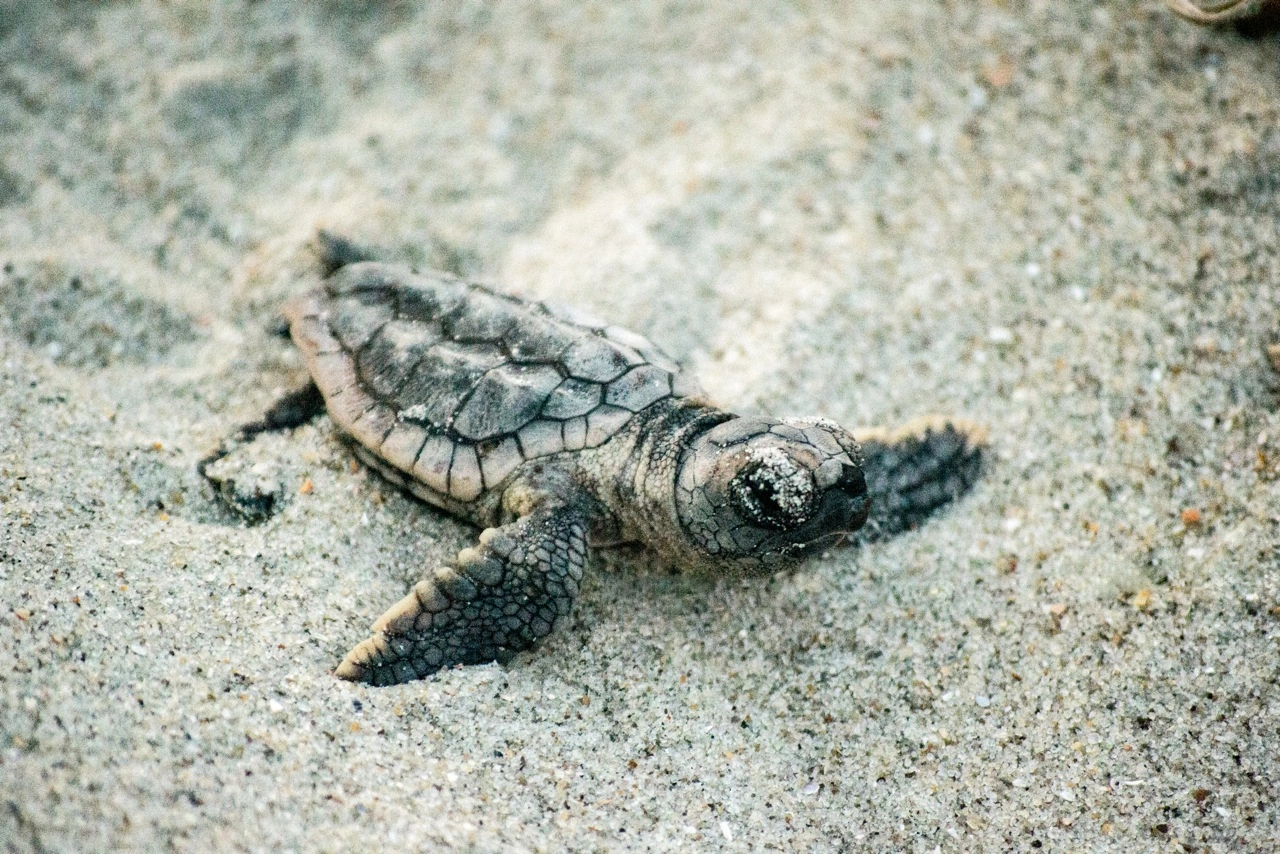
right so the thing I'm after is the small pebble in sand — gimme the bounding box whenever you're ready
[983,57,1014,88]
[1192,335,1219,356]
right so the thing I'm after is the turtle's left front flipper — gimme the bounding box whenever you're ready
[335,503,589,686]
[852,418,986,543]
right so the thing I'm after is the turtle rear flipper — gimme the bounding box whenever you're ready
[197,383,327,521]
[198,382,325,479]
[852,418,986,543]
[316,230,377,276]
[335,502,589,686]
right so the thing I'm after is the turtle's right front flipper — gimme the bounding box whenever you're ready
[853,418,986,543]
[335,503,589,686]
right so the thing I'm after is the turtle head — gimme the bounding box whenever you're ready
[676,416,869,571]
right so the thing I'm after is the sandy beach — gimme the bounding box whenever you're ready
[2,2,1279,850]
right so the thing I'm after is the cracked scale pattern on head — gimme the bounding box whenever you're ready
[674,416,870,571]
[283,258,983,684]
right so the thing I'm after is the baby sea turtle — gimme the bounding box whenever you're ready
[258,237,984,686]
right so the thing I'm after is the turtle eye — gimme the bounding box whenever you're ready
[730,448,817,530]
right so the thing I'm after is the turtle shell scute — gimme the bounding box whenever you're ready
[451,363,563,441]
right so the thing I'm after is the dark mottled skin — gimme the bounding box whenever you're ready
[271,243,985,686]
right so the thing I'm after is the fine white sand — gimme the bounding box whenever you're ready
[2,3,1279,851]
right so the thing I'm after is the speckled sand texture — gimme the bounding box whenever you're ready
[3,3,1280,852]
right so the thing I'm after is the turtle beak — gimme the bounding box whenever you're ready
[814,454,870,531]
[765,462,870,558]
[836,463,870,532]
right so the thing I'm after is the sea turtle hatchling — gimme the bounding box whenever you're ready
[253,239,985,686]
